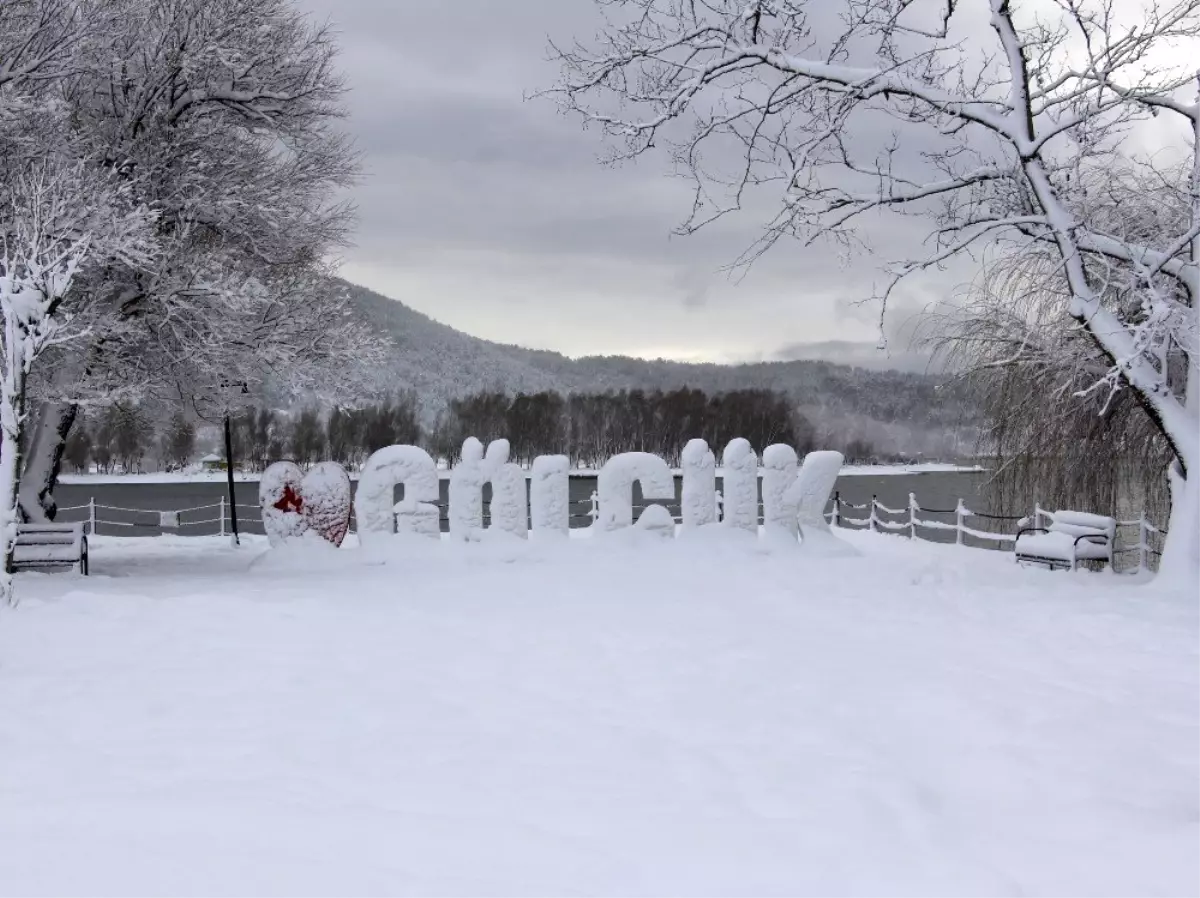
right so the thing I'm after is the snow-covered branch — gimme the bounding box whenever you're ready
[550,0,1200,579]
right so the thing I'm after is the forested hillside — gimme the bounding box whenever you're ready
[346,282,977,457]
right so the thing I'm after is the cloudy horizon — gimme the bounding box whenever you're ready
[298,0,1186,371]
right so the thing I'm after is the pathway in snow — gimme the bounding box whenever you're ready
[0,532,1195,895]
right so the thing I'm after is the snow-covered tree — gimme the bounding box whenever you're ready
[159,411,197,471]
[550,0,1200,583]
[0,163,151,603]
[17,0,380,522]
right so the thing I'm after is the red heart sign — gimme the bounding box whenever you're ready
[260,461,352,547]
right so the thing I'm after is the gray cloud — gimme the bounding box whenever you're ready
[299,0,965,364]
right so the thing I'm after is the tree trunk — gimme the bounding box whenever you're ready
[1,346,28,605]
[1159,460,1199,587]
[18,400,77,522]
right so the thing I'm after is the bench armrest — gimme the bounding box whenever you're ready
[1015,527,1051,542]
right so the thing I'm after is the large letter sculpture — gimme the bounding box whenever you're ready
[449,437,487,540]
[721,438,759,534]
[450,438,528,540]
[680,438,716,529]
[489,442,529,539]
[260,460,352,547]
[597,451,675,531]
[784,450,857,555]
[762,444,799,539]
[357,445,439,545]
[530,454,570,536]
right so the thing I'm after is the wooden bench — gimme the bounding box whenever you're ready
[11,523,89,575]
[1014,510,1115,571]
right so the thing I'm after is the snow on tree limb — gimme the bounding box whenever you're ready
[549,0,1200,578]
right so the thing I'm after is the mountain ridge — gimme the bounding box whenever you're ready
[345,281,975,455]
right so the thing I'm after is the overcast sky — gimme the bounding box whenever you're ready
[293,0,1185,368]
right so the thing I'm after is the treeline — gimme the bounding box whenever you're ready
[62,405,195,474]
[429,388,815,466]
[237,396,421,471]
[58,388,912,474]
[226,388,815,471]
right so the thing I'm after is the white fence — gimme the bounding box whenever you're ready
[57,498,261,537]
[826,492,1166,573]
[57,490,1166,572]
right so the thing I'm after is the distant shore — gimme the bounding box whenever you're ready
[60,461,984,485]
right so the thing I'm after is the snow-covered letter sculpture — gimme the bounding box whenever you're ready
[530,454,569,536]
[721,438,759,534]
[680,438,716,528]
[597,451,675,531]
[761,444,799,539]
[357,445,439,545]
[302,462,353,546]
[489,445,529,539]
[259,461,353,547]
[449,438,525,540]
[784,450,856,555]
[260,461,307,546]
[449,437,487,541]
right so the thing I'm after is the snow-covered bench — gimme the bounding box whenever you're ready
[1014,511,1115,571]
[11,523,89,576]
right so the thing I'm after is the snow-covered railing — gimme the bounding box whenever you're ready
[824,492,1166,573]
[57,486,1166,573]
[56,495,612,538]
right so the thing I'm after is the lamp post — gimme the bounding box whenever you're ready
[224,411,240,545]
[219,381,249,546]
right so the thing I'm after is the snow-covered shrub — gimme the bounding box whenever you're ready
[597,451,674,531]
[681,438,716,529]
[358,445,439,546]
[530,455,569,536]
[721,439,758,534]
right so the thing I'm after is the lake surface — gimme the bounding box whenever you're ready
[52,470,1019,548]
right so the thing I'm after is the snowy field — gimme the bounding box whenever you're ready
[0,530,1196,896]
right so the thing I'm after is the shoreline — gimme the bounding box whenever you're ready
[60,462,985,485]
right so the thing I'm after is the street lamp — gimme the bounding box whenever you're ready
[219,381,249,545]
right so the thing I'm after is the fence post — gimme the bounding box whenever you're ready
[908,492,917,540]
[869,495,877,532]
[831,491,840,529]
[219,496,226,537]
[587,490,598,524]
[89,497,96,536]
[955,498,965,546]
[1138,513,1149,572]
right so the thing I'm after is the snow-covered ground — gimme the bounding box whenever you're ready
[59,461,983,484]
[0,530,1195,895]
